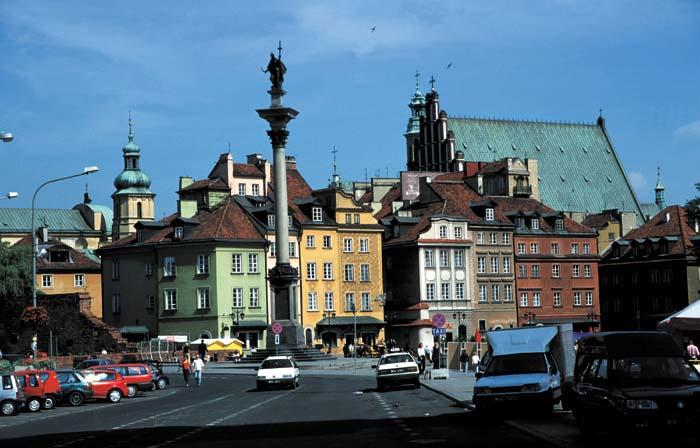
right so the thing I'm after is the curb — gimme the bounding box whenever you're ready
[419,380,473,409]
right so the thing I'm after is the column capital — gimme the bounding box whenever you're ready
[267,129,290,147]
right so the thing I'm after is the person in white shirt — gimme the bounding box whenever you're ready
[192,354,205,386]
[471,353,480,372]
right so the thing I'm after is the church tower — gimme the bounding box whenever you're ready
[111,114,155,240]
[654,166,666,209]
[405,71,425,171]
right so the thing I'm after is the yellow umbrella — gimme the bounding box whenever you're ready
[206,338,244,353]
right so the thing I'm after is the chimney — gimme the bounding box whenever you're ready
[179,176,194,191]
[246,154,263,166]
[665,212,671,223]
[285,155,297,170]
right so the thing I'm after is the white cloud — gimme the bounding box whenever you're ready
[673,121,700,140]
[628,172,648,192]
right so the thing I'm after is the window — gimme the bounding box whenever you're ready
[479,285,487,302]
[360,238,369,253]
[503,233,510,245]
[552,264,560,278]
[343,238,353,253]
[585,291,593,306]
[289,215,293,227]
[308,293,318,311]
[232,288,243,307]
[490,233,498,245]
[289,242,297,258]
[112,261,120,280]
[345,214,351,224]
[360,264,370,282]
[456,283,464,300]
[146,295,155,310]
[145,263,153,277]
[515,217,525,228]
[555,219,564,231]
[519,264,527,278]
[440,250,450,268]
[584,265,592,278]
[164,257,176,277]
[232,254,242,273]
[455,250,464,268]
[491,285,500,302]
[574,292,582,306]
[439,225,448,238]
[252,184,260,196]
[323,235,332,248]
[248,254,259,273]
[491,257,499,273]
[323,262,333,280]
[164,289,177,310]
[361,293,371,311]
[486,208,495,221]
[345,293,355,311]
[137,202,143,219]
[344,264,355,282]
[583,243,590,254]
[454,227,462,239]
[267,214,275,228]
[504,284,513,302]
[531,218,539,230]
[572,265,580,278]
[307,262,317,280]
[551,243,559,255]
[441,284,450,301]
[517,243,526,254]
[532,292,541,307]
[426,283,435,301]
[112,293,121,313]
[307,235,315,248]
[324,292,334,310]
[197,255,209,275]
[503,257,511,274]
[532,264,540,278]
[477,257,486,273]
[608,232,615,241]
[312,207,322,222]
[238,184,246,195]
[520,292,528,307]
[250,288,260,308]
[530,243,538,254]
[270,242,276,258]
[553,292,561,307]
[71,273,85,288]
[425,250,435,268]
[41,274,53,288]
[197,288,210,309]
[174,227,184,239]
[571,243,579,254]
[477,232,484,245]
[354,214,360,224]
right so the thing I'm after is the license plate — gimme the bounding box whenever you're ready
[269,380,279,384]
[390,369,400,373]
[494,396,517,402]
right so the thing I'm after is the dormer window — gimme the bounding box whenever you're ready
[531,218,539,230]
[49,250,70,263]
[454,226,462,239]
[439,225,448,238]
[267,214,276,228]
[174,227,184,239]
[312,207,322,222]
[555,219,564,231]
[289,215,293,227]
[515,217,525,228]
[485,208,495,221]
[137,230,144,243]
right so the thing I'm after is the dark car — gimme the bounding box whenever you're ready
[572,331,700,434]
[55,370,93,406]
[143,361,170,390]
[74,358,115,370]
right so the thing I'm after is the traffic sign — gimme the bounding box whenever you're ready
[431,328,447,336]
[274,334,280,345]
[432,313,446,328]
[272,322,283,334]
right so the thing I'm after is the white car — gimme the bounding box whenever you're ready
[256,356,300,390]
[374,352,420,390]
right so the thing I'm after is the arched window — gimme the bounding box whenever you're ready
[458,325,467,341]
[305,329,313,347]
[199,330,212,340]
[137,202,143,218]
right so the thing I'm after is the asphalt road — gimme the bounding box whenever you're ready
[0,372,542,448]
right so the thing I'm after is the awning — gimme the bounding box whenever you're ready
[207,339,244,352]
[235,320,269,330]
[316,316,386,327]
[120,326,149,334]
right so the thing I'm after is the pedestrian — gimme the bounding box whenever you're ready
[416,343,425,374]
[432,342,441,370]
[471,352,480,372]
[342,343,349,358]
[101,348,107,355]
[183,343,190,361]
[198,341,208,362]
[459,349,468,372]
[688,340,700,359]
[192,354,204,386]
[182,356,191,387]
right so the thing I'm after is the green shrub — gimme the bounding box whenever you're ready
[0,359,12,374]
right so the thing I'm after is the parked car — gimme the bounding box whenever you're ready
[572,331,700,434]
[373,352,420,390]
[256,356,300,390]
[91,364,153,397]
[55,369,93,406]
[74,358,115,370]
[14,371,46,412]
[144,361,170,390]
[0,374,25,416]
[35,370,62,409]
[81,369,129,403]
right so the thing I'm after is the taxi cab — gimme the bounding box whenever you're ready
[256,356,300,390]
[373,352,420,390]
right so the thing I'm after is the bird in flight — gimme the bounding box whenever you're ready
[446,62,453,69]
[371,26,376,32]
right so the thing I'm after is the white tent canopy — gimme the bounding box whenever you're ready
[658,300,700,332]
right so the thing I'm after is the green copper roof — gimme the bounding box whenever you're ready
[0,208,97,233]
[111,187,155,197]
[640,203,662,220]
[447,117,645,223]
[114,170,152,191]
[83,204,113,233]
[123,115,140,154]
[113,114,153,195]
[655,166,664,191]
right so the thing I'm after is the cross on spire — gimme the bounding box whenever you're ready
[332,145,338,176]
[599,107,603,117]
[429,76,436,91]
[415,69,420,87]
[278,40,283,59]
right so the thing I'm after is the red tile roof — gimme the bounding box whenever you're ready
[374,186,402,220]
[233,163,264,178]
[358,190,373,204]
[623,205,698,256]
[582,211,620,229]
[28,242,101,271]
[180,177,228,192]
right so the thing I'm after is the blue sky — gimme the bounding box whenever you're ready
[1,1,699,215]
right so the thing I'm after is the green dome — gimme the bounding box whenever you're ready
[114,169,151,190]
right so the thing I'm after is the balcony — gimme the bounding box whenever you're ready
[513,184,532,198]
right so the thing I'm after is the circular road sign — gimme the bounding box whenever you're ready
[432,313,446,328]
[271,322,284,334]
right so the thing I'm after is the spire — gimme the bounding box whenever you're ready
[655,166,666,209]
[123,111,140,154]
[429,75,436,92]
[83,183,92,204]
[330,145,341,188]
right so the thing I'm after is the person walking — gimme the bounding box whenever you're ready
[416,343,425,374]
[192,354,204,386]
[432,342,441,370]
[182,356,191,387]
[688,340,700,359]
[459,349,468,372]
[471,352,481,372]
[198,341,208,362]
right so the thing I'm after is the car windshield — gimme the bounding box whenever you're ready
[380,354,414,365]
[485,353,547,376]
[261,359,293,369]
[610,356,700,383]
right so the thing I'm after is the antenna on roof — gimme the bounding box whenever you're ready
[332,145,338,176]
[364,168,368,184]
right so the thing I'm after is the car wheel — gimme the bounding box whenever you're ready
[157,378,168,390]
[575,406,594,434]
[27,398,42,412]
[256,383,265,392]
[127,385,137,398]
[1,400,17,416]
[151,382,157,391]
[107,389,122,403]
[68,392,84,406]
[376,381,385,391]
[291,379,297,389]
[43,395,56,410]
[413,379,421,389]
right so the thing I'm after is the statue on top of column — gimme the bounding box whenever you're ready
[262,42,286,90]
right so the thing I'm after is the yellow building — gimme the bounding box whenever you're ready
[297,187,385,349]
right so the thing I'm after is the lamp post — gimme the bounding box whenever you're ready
[522,312,537,326]
[31,166,99,359]
[350,301,357,373]
[452,312,468,341]
[0,130,13,143]
[0,192,19,201]
[230,307,245,339]
[322,310,336,351]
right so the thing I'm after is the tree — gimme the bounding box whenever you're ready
[0,243,33,352]
[686,183,700,223]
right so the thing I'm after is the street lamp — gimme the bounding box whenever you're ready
[0,192,19,201]
[452,312,468,341]
[0,130,13,143]
[522,312,537,326]
[31,166,99,359]
[322,310,336,350]
[230,307,245,339]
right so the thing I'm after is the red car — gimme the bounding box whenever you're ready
[34,370,62,409]
[14,371,46,412]
[89,363,153,398]
[81,369,129,403]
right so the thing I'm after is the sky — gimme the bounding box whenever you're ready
[1,0,699,215]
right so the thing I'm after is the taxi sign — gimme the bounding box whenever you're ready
[432,313,446,328]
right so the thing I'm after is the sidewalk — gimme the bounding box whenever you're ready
[419,368,475,407]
